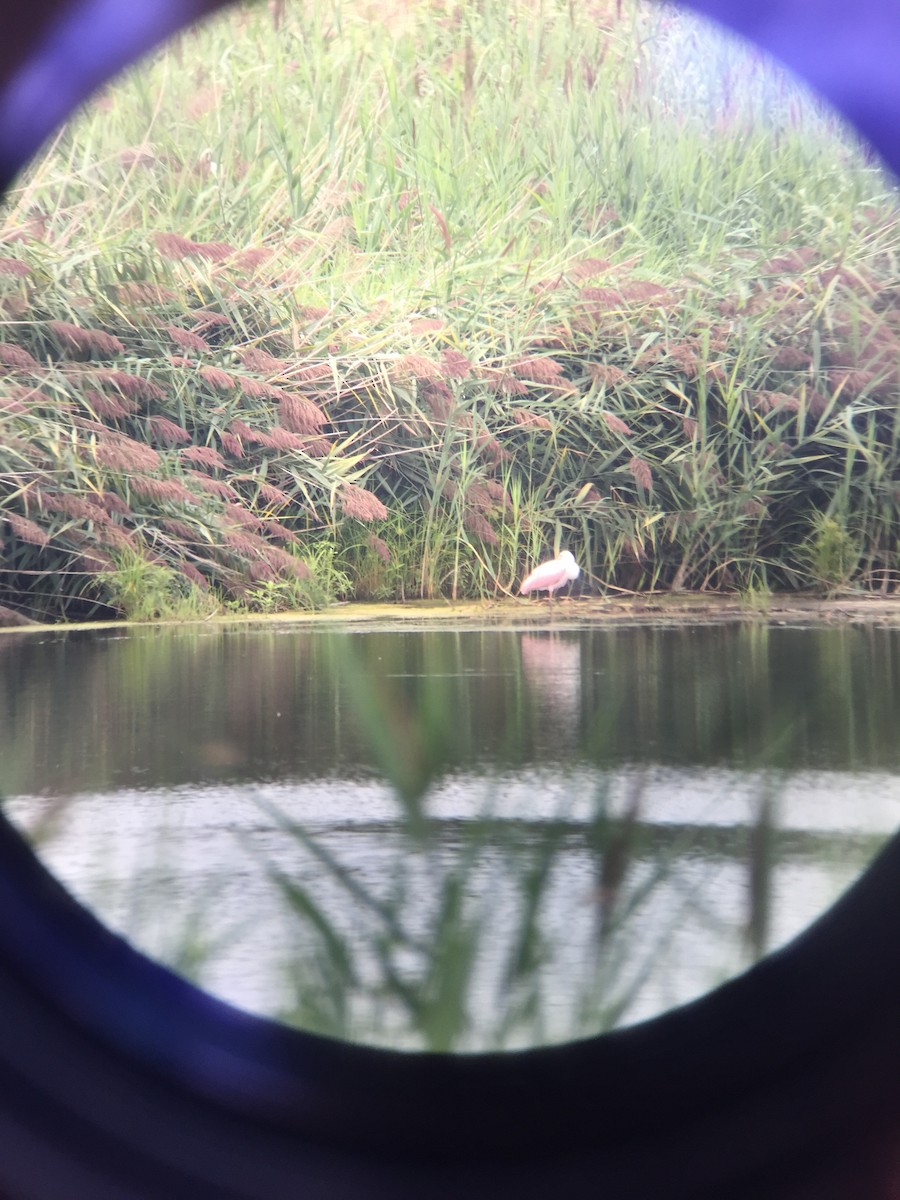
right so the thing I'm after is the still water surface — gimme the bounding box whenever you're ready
[2,619,899,1050]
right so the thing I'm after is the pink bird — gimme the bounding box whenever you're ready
[520,549,580,601]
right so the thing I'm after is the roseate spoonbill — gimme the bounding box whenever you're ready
[520,549,580,600]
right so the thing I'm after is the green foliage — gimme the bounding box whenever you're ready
[739,577,774,615]
[244,541,350,611]
[802,514,860,595]
[104,550,214,621]
[1,0,899,620]
[302,541,353,600]
[243,576,323,613]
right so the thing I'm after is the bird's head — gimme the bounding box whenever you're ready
[560,550,580,580]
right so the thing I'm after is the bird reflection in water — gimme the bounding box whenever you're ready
[520,631,643,948]
[519,632,582,732]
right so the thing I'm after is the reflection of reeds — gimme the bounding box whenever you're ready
[593,776,643,939]
[745,789,776,959]
[8,620,898,1047]
[258,777,711,1051]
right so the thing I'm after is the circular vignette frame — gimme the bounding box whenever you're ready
[1,3,900,1197]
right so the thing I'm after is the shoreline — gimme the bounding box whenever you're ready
[4,593,900,636]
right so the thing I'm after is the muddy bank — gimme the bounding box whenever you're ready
[4,593,900,636]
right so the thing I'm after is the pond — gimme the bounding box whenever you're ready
[2,617,899,1052]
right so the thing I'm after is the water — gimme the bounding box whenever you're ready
[2,618,899,1051]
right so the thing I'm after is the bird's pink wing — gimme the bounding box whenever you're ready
[521,561,565,593]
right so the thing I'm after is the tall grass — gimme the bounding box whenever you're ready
[1,0,898,619]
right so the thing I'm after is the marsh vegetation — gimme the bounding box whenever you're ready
[1,0,899,621]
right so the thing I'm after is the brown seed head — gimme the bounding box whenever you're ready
[0,342,41,371]
[367,533,391,563]
[0,257,30,278]
[588,362,626,388]
[392,353,441,381]
[84,389,132,420]
[262,426,307,451]
[668,346,700,379]
[98,523,137,551]
[339,484,388,522]
[179,562,208,589]
[771,345,812,371]
[155,232,234,262]
[180,444,226,470]
[510,356,566,384]
[579,287,623,308]
[299,436,332,457]
[569,257,611,280]
[240,346,288,373]
[628,456,653,491]
[294,362,334,383]
[233,247,273,274]
[219,432,245,459]
[93,370,165,402]
[264,521,298,544]
[186,471,238,500]
[167,326,210,353]
[512,409,553,430]
[619,281,669,304]
[603,412,632,436]
[475,431,510,462]
[462,510,498,545]
[224,503,263,531]
[753,390,800,413]
[256,482,292,508]
[199,365,236,392]
[6,511,50,546]
[409,317,444,335]
[116,282,178,306]
[440,349,472,379]
[147,415,191,445]
[48,320,124,357]
[98,491,132,517]
[130,476,196,505]
[159,518,197,542]
[279,393,327,434]
[237,377,279,400]
[93,436,161,474]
